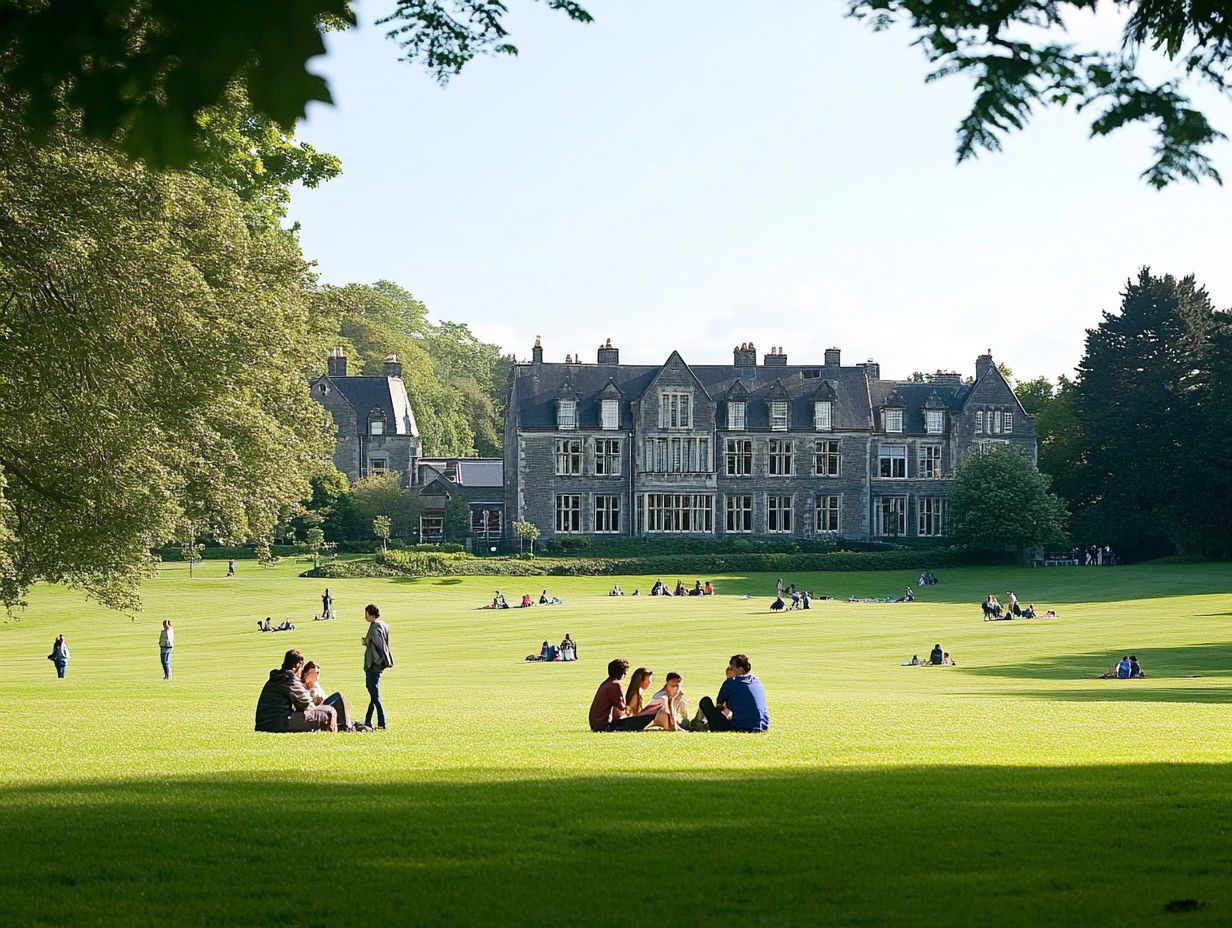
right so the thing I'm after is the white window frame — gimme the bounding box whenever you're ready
[557,398,577,430]
[770,401,789,432]
[874,496,907,537]
[769,439,794,476]
[917,497,946,537]
[925,409,944,434]
[594,495,621,533]
[644,493,714,533]
[369,458,387,474]
[813,400,833,431]
[725,439,752,477]
[816,494,841,533]
[768,495,793,533]
[920,444,943,479]
[878,444,907,479]
[975,410,984,434]
[728,401,746,431]
[885,408,904,433]
[369,418,385,436]
[555,494,581,533]
[594,438,621,476]
[600,399,619,431]
[725,495,753,533]
[814,439,841,477]
[1004,411,1013,433]
[659,392,692,429]
[554,438,583,476]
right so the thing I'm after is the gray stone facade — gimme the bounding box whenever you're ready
[310,349,421,487]
[504,340,1035,542]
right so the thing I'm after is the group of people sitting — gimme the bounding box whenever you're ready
[649,579,713,597]
[527,634,578,662]
[902,644,956,666]
[257,618,295,632]
[917,571,939,586]
[486,590,565,609]
[1099,655,1147,679]
[254,648,372,732]
[770,587,816,611]
[588,654,770,733]
[982,593,1054,620]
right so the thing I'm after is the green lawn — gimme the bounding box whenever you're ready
[2,560,1230,926]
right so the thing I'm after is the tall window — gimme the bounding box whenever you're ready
[554,439,582,475]
[925,410,944,434]
[976,410,985,433]
[920,445,943,479]
[813,400,833,431]
[875,496,907,536]
[878,444,907,478]
[725,439,752,476]
[600,399,619,430]
[816,494,841,533]
[646,437,710,473]
[918,497,946,537]
[660,392,691,429]
[992,410,1002,434]
[769,439,793,476]
[725,495,752,533]
[594,438,621,475]
[644,494,713,533]
[770,401,789,431]
[1004,411,1013,433]
[555,495,581,533]
[728,401,746,431]
[557,398,577,430]
[594,495,621,533]
[885,408,904,433]
[814,440,841,477]
[768,495,793,533]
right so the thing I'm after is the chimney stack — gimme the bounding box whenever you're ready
[734,342,757,368]
[764,346,787,367]
[824,347,841,367]
[597,338,619,365]
[932,370,962,385]
[383,353,402,379]
[976,350,994,380]
[861,358,880,380]
[326,347,347,377]
[531,336,543,365]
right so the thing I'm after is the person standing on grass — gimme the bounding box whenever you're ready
[159,620,174,680]
[48,634,70,678]
[362,604,393,729]
[322,587,333,619]
[226,558,236,577]
[698,653,769,732]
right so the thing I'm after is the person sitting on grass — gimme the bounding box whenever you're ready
[254,649,337,733]
[674,580,687,597]
[651,579,665,596]
[901,654,921,666]
[301,661,361,731]
[903,587,915,602]
[1129,655,1145,678]
[943,651,956,666]
[698,654,769,732]
[653,672,690,729]
[1021,603,1037,619]
[560,634,577,661]
[770,595,785,612]
[539,590,549,605]
[624,667,681,732]
[589,659,655,732]
[704,581,713,595]
[802,591,811,610]
[1117,655,1132,679]
[789,589,801,609]
[929,644,944,666]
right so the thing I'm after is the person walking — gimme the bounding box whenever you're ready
[159,620,174,680]
[361,603,394,729]
[321,587,333,620]
[48,634,70,678]
[226,558,236,577]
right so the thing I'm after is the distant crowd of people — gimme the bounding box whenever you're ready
[649,579,713,597]
[1078,545,1117,566]
[982,592,1055,620]
[588,654,769,733]
[485,590,564,609]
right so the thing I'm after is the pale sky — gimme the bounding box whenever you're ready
[287,0,1232,384]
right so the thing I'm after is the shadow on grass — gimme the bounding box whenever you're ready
[1001,686,1232,704]
[1,765,1229,927]
[963,643,1232,683]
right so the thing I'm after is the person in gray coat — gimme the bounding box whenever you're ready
[362,604,394,729]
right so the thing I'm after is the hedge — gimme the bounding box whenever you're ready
[154,544,300,562]
[305,546,1004,579]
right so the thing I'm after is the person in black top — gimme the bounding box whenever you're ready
[929,644,944,666]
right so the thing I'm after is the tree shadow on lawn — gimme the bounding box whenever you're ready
[996,686,1232,704]
[2,764,1229,927]
[963,643,1232,684]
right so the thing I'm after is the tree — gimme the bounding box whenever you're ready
[178,530,205,580]
[0,95,332,611]
[948,445,1068,554]
[850,0,1232,186]
[305,527,326,567]
[372,515,392,555]
[512,520,540,555]
[350,471,424,541]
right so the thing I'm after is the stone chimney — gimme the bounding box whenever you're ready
[932,370,962,385]
[597,338,619,365]
[734,342,757,368]
[565,353,573,364]
[764,346,788,367]
[824,347,841,367]
[861,358,880,380]
[326,347,347,377]
[383,353,402,379]
[531,336,543,365]
[976,349,994,380]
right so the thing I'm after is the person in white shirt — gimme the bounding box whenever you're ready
[652,672,690,729]
[301,661,357,730]
[159,620,174,680]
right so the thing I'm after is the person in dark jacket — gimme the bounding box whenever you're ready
[254,649,337,732]
[362,604,394,729]
[49,634,70,678]
[929,644,945,666]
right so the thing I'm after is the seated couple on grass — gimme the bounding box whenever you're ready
[589,654,769,733]
[527,634,578,662]
[1099,655,1146,679]
[903,644,955,666]
[254,649,372,733]
[258,617,295,632]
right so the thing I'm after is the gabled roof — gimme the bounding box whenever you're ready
[313,375,419,437]
[811,380,837,402]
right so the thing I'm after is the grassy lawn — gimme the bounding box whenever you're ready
[2,559,1230,926]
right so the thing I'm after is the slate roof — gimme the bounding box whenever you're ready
[511,359,974,432]
[320,376,419,436]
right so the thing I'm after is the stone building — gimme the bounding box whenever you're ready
[503,338,1035,542]
[310,349,420,487]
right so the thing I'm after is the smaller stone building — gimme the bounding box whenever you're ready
[310,349,420,487]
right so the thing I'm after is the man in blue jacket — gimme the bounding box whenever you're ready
[698,653,769,732]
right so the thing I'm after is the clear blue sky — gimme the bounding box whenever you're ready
[287,0,1232,383]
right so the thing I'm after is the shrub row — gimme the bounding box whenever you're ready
[306,546,1003,580]
[154,544,300,562]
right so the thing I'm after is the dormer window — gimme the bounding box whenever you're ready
[925,410,944,434]
[729,401,746,431]
[369,417,385,436]
[557,398,577,430]
[770,401,789,432]
[600,399,619,430]
[813,401,833,431]
[885,408,904,433]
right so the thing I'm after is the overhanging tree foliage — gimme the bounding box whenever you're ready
[948,444,1069,553]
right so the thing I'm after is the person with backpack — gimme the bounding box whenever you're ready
[361,603,394,729]
[48,634,70,678]
[1116,656,1132,679]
